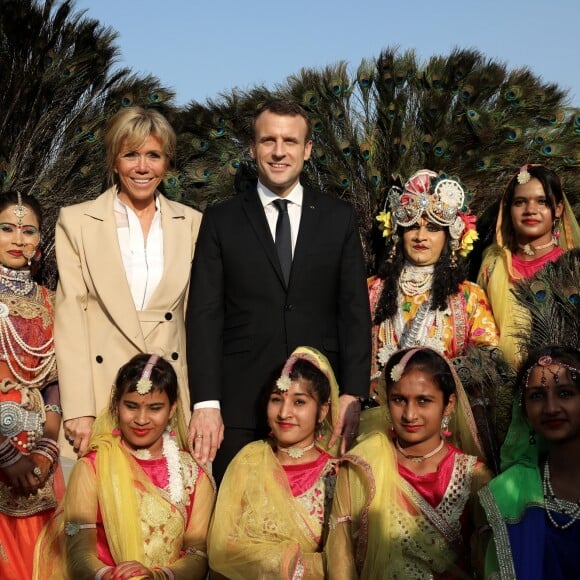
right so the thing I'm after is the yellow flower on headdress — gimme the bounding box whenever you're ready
[459,228,479,257]
[376,211,393,240]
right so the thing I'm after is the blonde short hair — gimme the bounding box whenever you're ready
[104,107,176,185]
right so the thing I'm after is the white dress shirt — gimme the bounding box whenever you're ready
[114,195,164,311]
[257,180,303,254]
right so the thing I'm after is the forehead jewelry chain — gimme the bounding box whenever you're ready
[13,192,28,226]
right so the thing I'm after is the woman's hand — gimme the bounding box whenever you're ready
[29,452,52,489]
[3,454,43,497]
[110,560,153,579]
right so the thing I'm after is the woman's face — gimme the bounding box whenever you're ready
[524,363,580,444]
[117,387,176,456]
[402,217,447,266]
[0,205,40,270]
[510,178,563,245]
[388,368,455,449]
[267,378,329,450]
[113,134,168,209]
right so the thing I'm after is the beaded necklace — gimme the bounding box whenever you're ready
[543,459,580,529]
[0,265,55,385]
[399,263,435,296]
[0,264,35,296]
[518,239,555,257]
[277,441,316,459]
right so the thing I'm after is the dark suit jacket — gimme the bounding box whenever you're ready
[186,186,371,429]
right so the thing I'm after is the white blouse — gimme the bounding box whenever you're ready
[114,195,164,311]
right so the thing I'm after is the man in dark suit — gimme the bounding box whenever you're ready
[186,99,371,482]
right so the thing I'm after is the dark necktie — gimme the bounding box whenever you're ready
[273,199,292,285]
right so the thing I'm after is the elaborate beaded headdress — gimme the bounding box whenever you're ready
[376,169,478,258]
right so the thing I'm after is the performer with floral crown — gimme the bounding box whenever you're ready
[368,170,507,467]
[370,169,498,376]
[0,191,62,580]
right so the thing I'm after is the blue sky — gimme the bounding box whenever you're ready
[74,0,580,107]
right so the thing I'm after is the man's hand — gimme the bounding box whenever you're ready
[64,416,95,457]
[328,394,361,455]
[188,408,224,464]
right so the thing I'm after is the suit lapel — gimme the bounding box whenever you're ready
[83,188,146,350]
[242,189,287,288]
[292,188,321,278]
[146,196,191,311]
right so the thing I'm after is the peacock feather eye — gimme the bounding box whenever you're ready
[530,281,547,303]
[358,76,372,88]
[302,91,318,106]
[541,144,560,156]
[460,86,474,101]
[505,86,522,101]
[360,143,372,161]
[549,110,566,125]
[330,80,342,95]
[421,136,432,152]
[504,128,522,142]
[312,119,323,133]
[339,141,351,157]
[191,138,209,152]
[339,176,350,188]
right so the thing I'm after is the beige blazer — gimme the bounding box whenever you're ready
[55,187,202,425]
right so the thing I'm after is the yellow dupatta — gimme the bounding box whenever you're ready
[208,346,340,579]
[478,181,580,368]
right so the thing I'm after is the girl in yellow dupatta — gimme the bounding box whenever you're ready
[34,354,214,580]
[327,347,491,579]
[208,346,340,579]
[477,164,580,368]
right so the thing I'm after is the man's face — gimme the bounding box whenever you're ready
[250,110,312,198]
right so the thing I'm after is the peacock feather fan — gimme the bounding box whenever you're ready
[512,249,580,357]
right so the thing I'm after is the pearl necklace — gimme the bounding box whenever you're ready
[395,438,445,463]
[0,264,34,296]
[518,239,555,256]
[0,293,55,387]
[399,263,435,296]
[543,459,580,529]
[278,441,316,459]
